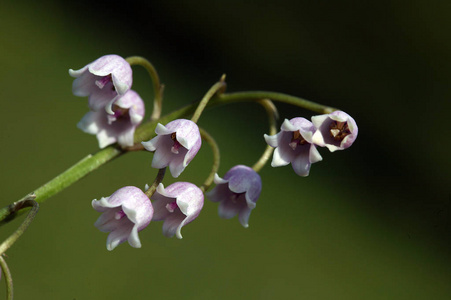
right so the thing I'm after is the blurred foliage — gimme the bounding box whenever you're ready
[0,0,450,299]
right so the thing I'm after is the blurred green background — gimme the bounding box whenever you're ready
[0,0,450,299]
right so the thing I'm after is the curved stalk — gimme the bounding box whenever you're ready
[212,91,337,114]
[252,99,278,172]
[0,198,39,253]
[198,128,220,192]
[126,56,164,120]
[145,168,166,197]
[191,75,226,123]
[0,255,13,300]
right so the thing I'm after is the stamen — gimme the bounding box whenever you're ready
[112,104,129,118]
[95,75,112,89]
[329,121,350,141]
[166,201,178,213]
[230,193,239,203]
[170,132,181,154]
[114,210,126,220]
[289,130,307,150]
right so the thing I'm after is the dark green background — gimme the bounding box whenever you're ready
[0,1,450,299]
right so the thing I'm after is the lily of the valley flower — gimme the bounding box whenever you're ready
[69,54,133,111]
[92,186,153,251]
[151,182,204,239]
[264,117,322,176]
[142,119,201,178]
[311,111,358,152]
[206,165,262,228]
[77,89,145,148]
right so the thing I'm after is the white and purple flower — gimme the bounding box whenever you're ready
[206,165,262,228]
[311,111,358,152]
[77,89,145,148]
[151,182,204,239]
[69,54,133,111]
[92,186,153,251]
[142,119,201,178]
[264,117,322,176]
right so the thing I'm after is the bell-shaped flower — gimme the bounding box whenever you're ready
[92,186,153,251]
[69,54,133,111]
[77,89,145,148]
[141,119,201,178]
[206,165,262,228]
[311,111,358,152]
[264,117,322,176]
[151,182,204,239]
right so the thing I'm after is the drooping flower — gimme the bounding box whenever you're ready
[92,186,153,251]
[151,182,204,239]
[311,111,358,152]
[206,165,262,228]
[264,117,322,176]
[141,119,201,178]
[69,54,133,111]
[77,89,145,148]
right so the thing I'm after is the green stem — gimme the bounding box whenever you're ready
[126,56,164,121]
[145,168,166,197]
[252,99,278,172]
[0,147,123,224]
[0,198,39,253]
[191,76,226,123]
[34,148,123,205]
[0,255,13,300]
[199,128,220,193]
[211,91,338,114]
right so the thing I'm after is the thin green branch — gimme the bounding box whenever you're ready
[0,255,13,300]
[199,128,220,193]
[0,198,39,254]
[211,91,338,114]
[126,56,164,121]
[145,168,166,197]
[191,75,226,123]
[252,99,278,172]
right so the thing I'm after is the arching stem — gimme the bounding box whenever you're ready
[126,56,164,121]
[198,128,220,192]
[252,99,278,172]
[145,168,166,197]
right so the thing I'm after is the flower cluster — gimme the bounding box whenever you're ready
[264,111,358,176]
[70,54,145,148]
[92,183,204,250]
[71,55,358,251]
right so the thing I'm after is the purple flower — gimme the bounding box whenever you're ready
[142,119,202,178]
[206,165,262,228]
[264,117,322,176]
[151,182,204,239]
[77,90,145,148]
[69,55,133,111]
[311,111,358,152]
[92,186,153,251]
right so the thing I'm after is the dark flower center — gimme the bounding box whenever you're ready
[170,132,182,154]
[165,201,178,213]
[95,74,114,90]
[114,209,126,220]
[289,130,307,150]
[329,121,351,141]
[112,104,129,119]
